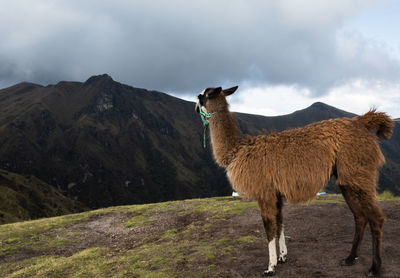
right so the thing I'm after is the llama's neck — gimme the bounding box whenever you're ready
[209,110,241,167]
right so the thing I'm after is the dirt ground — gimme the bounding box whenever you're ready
[240,202,400,278]
[1,198,399,278]
[204,200,400,278]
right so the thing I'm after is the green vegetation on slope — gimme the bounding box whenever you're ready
[0,169,86,224]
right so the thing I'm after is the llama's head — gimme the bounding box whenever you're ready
[195,86,238,114]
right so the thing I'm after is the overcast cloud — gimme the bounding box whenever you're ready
[1,0,399,116]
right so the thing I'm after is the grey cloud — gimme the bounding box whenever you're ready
[0,0,398,95]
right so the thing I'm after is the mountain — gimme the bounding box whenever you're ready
[0,75,231,208]
[0,169,86,224]
[0,74,398,210]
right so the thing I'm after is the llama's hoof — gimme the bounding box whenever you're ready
[340,256,358,266]
[278,256,286,264]
[365,266,380,277]
[263,270,276,276]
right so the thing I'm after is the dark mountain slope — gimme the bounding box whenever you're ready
[0,75,230,208]
[0,75,398,209]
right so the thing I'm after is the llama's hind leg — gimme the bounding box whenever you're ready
[339,185,384,276]
[276,193,287,264]
[258,197,278,276]
[339,185,368,266]
[362,194,384,276]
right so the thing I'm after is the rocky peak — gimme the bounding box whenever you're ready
[84,74,114,85]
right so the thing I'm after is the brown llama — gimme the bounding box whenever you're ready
[195,86,394,277]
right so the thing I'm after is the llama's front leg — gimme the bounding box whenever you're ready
[278,227,287,263]
[276,194,287,264]
[258,199,278,276]
[266,237,277,275]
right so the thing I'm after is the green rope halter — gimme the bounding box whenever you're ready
[198,101,215,148]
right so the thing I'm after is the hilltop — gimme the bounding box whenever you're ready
[1,196,399,277]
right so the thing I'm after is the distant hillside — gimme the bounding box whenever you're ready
[0,170,86,224]
[235,101,355,135]
[0,74,398,210]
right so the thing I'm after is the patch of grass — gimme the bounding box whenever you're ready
[378,190,400,202]
[313,192,400,203]
[0,211,96,257]
[1,229,75,257]
[180,197,257,219]
[126,200,178,216]
[203,245,217,260]
[0,212,91,241]
[311,199,345,205]
[235,235,255,244]
[6,237,19,244]
[1,247,110,278]
[124,215,153,228]
[161,228,178,240]
[121,240,190,276]
[218,238,231,245]
[1,246,175,278]
[222,245,235,254]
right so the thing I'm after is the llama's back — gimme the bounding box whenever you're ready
[226,113,393,204]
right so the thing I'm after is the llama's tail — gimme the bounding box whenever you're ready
[356,110,394,140]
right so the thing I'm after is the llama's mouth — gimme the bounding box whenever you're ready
[195,101,208,114]
[196,89,207,114]
[198,105,209,114]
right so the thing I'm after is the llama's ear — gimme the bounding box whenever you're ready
[207,87,222,98]
[223,86,238,96]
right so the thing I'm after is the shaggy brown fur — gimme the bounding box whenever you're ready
[196,86,394,277]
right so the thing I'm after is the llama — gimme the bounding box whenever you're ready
[195,86,394,277]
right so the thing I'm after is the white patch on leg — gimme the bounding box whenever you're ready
[278,227,287,263]
[267,238,277,273]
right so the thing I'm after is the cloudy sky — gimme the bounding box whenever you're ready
[1,0,399,117]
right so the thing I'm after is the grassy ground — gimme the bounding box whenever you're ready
[0,197,258,277]
[1,194,399,278]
